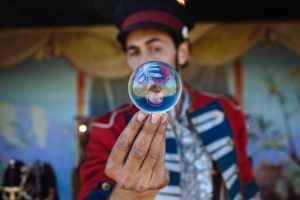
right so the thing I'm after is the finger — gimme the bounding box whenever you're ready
[107,111,148,168]
[140,113,168,172]
[158,130,166,164]
[124,113,161,171]
[151,136,169,189]
[152,122,167,174]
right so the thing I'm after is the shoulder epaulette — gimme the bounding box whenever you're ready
[91,103,132,129]
[199,91,242,111]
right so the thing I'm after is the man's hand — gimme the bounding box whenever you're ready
[105,111,169,200]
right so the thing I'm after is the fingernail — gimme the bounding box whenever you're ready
[151,113,160,124]
[137,111,147,122]
[161,113,168,123]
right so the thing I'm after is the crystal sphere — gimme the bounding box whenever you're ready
[128,61,182,113]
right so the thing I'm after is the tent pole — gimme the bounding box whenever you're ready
[234,58,244,109]
[76,71,86,165]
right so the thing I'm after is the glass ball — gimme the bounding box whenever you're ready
[128,61,182,113]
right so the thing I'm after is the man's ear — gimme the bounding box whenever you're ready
[177,41,190,66]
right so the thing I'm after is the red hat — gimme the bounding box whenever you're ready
[113,0,195,44]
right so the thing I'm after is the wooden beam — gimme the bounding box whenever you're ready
[76,70,86,165]
[234,58,244,109]
[77,71,86,117]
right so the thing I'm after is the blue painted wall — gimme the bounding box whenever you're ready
[0,58,77,199]
[244,43,300,166]
[243,43,300,198]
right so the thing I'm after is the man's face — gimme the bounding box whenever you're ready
[125,29,177,71]
[148,90,163,105]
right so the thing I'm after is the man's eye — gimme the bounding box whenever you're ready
[150,46,162,53]
[153,47,162,52]
[128,51,139,57]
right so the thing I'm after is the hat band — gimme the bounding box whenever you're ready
[122,10,184,33]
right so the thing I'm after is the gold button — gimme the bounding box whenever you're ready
[235,167,239,174]
[227,139,235,146]
[215,112,223,119]
[101,182,110,191]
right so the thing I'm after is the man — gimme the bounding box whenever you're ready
[79,0,260,199]
[146,84,163,106]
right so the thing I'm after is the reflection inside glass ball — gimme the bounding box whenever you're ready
[128,61,182,113]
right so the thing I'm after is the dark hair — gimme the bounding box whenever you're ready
[148,84,161,93]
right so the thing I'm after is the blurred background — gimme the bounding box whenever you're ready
[0,0,300,199]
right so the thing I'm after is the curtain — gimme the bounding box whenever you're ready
[1,22,300,79]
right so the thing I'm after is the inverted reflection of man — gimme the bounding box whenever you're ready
[146,84,163,106]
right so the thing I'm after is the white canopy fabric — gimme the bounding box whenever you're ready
[1,22,300,79]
